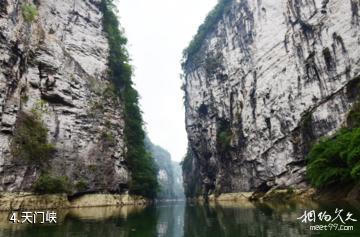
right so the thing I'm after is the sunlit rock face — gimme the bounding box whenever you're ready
[183,0,360,196]
[0,0,129,192]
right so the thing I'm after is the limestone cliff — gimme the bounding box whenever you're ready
[182,0,360,197]
[0,0,129,193]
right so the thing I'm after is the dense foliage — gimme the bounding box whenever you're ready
[11,111,55,167]
[306,128,360,187]
[307,92,360,188]
[22,3,38,23]
[100,0,158,198]
[75,179,88,192]
[33,174,72,194]
[182,0,232,65]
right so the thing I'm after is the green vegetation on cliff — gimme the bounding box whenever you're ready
[307,127,360,187]
[182,0,232,65]
[22,3,38,23]
[307,78,360,188]
[33,174,72,194]
[100,0,158,198]
[11,111,55,167]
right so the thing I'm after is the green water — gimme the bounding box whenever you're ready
[1,201,360,237]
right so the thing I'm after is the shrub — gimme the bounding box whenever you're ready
[75,179,88,192]
[102,83,117,101]
[22,3,38,23]
[306,127,360,187]
[287,187,294,194]
[33,174,72,194]
[20,94,29,103]
[101,130,116,146]
[11,111,55,167]
[88,165,97,172]
[218,130,232,151]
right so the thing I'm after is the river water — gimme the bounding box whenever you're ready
[1,200,360,237]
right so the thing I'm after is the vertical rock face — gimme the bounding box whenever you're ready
[0,0,129,193]
[182,0,360,196]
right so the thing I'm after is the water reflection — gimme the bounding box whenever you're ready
[184,201,312,237]
[156,203,184,237]
[1,200,360,237]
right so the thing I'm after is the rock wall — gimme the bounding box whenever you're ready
[0,0,129,193]
[182,0,360,196]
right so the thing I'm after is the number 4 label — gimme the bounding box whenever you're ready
[9,212,17,223]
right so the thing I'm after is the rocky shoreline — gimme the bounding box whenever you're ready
[0,193,149,211]
[2,186,359,211]
[188,187,360,204]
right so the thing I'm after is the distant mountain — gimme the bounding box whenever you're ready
[145,137,184,199]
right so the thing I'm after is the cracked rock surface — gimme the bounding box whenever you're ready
[0,0,129,193]
[182,0,360,196]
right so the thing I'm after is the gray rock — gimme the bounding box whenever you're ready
[182,0,360,196]
[0,0,129,193]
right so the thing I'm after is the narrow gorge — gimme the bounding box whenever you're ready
[182,0,360,198]
[1,0,360,236]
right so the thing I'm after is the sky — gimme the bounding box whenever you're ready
[116,0,218,162]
